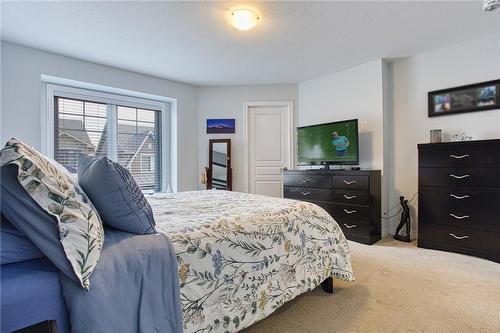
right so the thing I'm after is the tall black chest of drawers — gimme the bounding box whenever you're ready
[418,139,500,263]
[283,170,381,245]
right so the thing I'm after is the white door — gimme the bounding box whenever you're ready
[246,102,293,197]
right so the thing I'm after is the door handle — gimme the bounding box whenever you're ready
[449,233,469,240]
[344,209,357,214]
[344,223,358,229]
[343,180,356,185]
[450,174,470,179]
[450,213,470,220]
[300,191,311,196]
[449,194,470,199]
[343,195,357,200]
[280,166,288,172]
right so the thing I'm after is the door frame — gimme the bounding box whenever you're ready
[243,100,295,194]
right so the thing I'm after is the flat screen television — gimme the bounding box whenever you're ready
[297,119,359,165]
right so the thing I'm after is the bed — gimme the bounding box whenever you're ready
[2,190,354,333]
[149,190,355,332]
[0,258,70,333]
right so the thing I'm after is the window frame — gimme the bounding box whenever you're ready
[43,81,173,192]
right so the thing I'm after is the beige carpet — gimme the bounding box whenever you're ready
[243,238,500,333]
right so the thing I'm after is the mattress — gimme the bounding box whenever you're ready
[1,258,70,333]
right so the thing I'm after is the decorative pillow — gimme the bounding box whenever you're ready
[0,215,44,265]
[78,155,156,235]
[0,138,104,289]
[1,165,79,280]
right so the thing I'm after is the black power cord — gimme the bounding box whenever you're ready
[381,192,418,220]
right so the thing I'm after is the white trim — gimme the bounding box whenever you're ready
[243,100,294,194]
[41,75,176,104]
[42,77,176,192]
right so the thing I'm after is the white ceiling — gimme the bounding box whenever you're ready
[2,1,499,86]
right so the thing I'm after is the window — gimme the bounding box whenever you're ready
[54,96,164,191]
[141,154,155,173]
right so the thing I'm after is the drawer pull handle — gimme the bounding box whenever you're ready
[343,180,356,185]
[450,194,470,199]
[449,154,470,159]
[344,223,358,229]
[343,195,357,200]
[450,213,470,220]
[300,191,311,196]
[449,233,469,240]
[301,179,310,183]
[450,174,470,179]
[344,209,357,214]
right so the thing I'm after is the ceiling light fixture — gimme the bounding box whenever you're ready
[227,8,260,31]
[483,0,500,11]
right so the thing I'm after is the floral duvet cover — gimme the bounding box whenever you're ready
[148,190,354,333]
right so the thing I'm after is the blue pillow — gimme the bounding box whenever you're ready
[0,165,79,282]
[0,215,44,265]
[78,155,156,234]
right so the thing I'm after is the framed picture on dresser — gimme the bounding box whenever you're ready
[428,79,500,117]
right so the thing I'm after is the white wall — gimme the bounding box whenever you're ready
[198,85,298,192]
[298,60,390,235]
[390,33,500,235]
[0,41,199,191]
[298,60,385,170]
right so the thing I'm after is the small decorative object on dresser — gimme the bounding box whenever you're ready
[451,132,473,142]
[283,169,381,245]
[418,139,500,263]
[430,129,443,143]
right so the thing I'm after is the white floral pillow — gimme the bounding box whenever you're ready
[0,138,104,289]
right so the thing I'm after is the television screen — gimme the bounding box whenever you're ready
[297,119,359,165]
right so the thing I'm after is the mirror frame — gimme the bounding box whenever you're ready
[207,139,232,191]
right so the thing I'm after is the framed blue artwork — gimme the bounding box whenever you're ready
[206,119,236,134]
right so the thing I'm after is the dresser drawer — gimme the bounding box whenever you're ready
[419,187,500,215]
[316,202,369,234]
[419,142,500,168]
[419,167,500,189]
[328,203,370,221]
[333,175,369,190]
[332,190,369,205]
[314,202,369,222]
[283,174,332,189]
[284,186,333,202]
[337,219,370,237]
[419,224,500,255]
[419,202,500,233]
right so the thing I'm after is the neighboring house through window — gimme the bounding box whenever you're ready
[44,81,172,192]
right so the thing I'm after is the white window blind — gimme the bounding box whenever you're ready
[54,97,162,191]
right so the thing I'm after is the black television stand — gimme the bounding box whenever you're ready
[283,169,382,245]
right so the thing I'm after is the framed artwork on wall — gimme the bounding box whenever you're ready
[206,119,236,134]
[428,79,500,117]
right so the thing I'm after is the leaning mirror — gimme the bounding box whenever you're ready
[208,139,232,191]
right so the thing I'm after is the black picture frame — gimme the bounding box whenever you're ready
[428,79,500,117]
